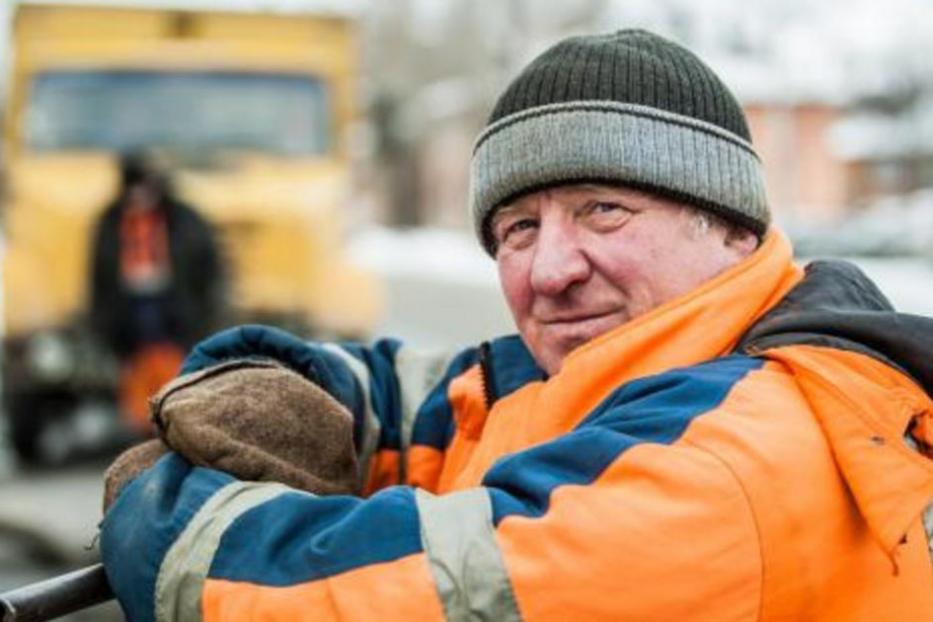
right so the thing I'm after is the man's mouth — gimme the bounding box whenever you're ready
[539,309,622,325]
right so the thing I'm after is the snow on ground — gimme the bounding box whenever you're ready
[347,227,514,349]
[348,226,499,287]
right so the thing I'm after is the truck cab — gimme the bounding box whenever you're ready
[2,2,382,463]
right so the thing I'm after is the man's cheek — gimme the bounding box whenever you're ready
[499,277,532,321]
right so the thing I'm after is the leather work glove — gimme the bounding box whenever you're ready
[180,325,367,420]
[103,359,359,512]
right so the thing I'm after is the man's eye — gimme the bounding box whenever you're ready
[582,201,634,228]
[591,201,626,214]
[505,218,537,238]
[496,218,538,248]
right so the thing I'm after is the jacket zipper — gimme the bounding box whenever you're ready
[478,341,498,411]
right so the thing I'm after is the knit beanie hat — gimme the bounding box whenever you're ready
[470,29,770,255]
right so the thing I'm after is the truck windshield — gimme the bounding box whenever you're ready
[25,70,330,155]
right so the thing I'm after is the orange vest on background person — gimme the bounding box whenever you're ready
[119,207,172,293]
[116,206,179,433]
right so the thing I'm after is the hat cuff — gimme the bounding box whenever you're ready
[470,101,770,255]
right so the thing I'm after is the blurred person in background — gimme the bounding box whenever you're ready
[89,151,225,436]
[100,31,932,620]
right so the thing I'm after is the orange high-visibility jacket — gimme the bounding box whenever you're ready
[101,232,933,621]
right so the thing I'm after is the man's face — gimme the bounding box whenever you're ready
[126,177,162,211]
[492,184,756,375]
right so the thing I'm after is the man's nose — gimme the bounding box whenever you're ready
[529,219,590,296]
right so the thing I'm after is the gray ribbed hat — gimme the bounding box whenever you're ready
[471,29,770,255]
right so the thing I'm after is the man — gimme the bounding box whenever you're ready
[101,30,933,620]
[90,151,226,433]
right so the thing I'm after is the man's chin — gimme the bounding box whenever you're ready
[537,338,596,375]
[534,315,630,374]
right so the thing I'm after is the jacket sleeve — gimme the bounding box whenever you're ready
[88,205,123,353]
[172,203,228,346]
[100,365,763,622]
[180,325,462,492]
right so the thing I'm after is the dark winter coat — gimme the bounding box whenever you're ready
[89,195,225,356]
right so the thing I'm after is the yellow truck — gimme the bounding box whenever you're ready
[2,1,381,462]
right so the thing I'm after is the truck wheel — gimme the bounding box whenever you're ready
[5,392,73,466]
[6,392,45,465]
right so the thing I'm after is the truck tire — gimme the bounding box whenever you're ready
[5,391,73,466]
[6,392,45,465]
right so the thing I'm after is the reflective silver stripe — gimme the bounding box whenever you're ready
[322,344,381,489]
[416,488,521,622]
[154,481,292,622]
[394,347,456,481]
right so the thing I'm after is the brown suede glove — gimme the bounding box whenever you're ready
[103,359,359,512]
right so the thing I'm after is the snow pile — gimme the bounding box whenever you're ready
[791,189,933,258]
[347,226,499,286]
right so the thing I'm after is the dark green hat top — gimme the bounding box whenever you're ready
[471,29,770,255]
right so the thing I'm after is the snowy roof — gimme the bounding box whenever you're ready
[830,97,933,159]
[791,188,933,258]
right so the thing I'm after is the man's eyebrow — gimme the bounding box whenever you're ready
[492,204,526,221]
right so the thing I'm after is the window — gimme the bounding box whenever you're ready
[26,70,330,156]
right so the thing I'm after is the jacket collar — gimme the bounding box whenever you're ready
[739,259,933,395]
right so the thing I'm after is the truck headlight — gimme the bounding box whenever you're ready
[27,332,74,383]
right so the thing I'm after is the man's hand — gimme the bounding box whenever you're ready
[180,324,367,420]
[103,359,359,512]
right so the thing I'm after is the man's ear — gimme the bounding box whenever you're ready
[725,229,760,259]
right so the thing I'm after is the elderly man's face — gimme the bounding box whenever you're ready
[493,184,756,375]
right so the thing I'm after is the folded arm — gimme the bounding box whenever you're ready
[180,325,463,491]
